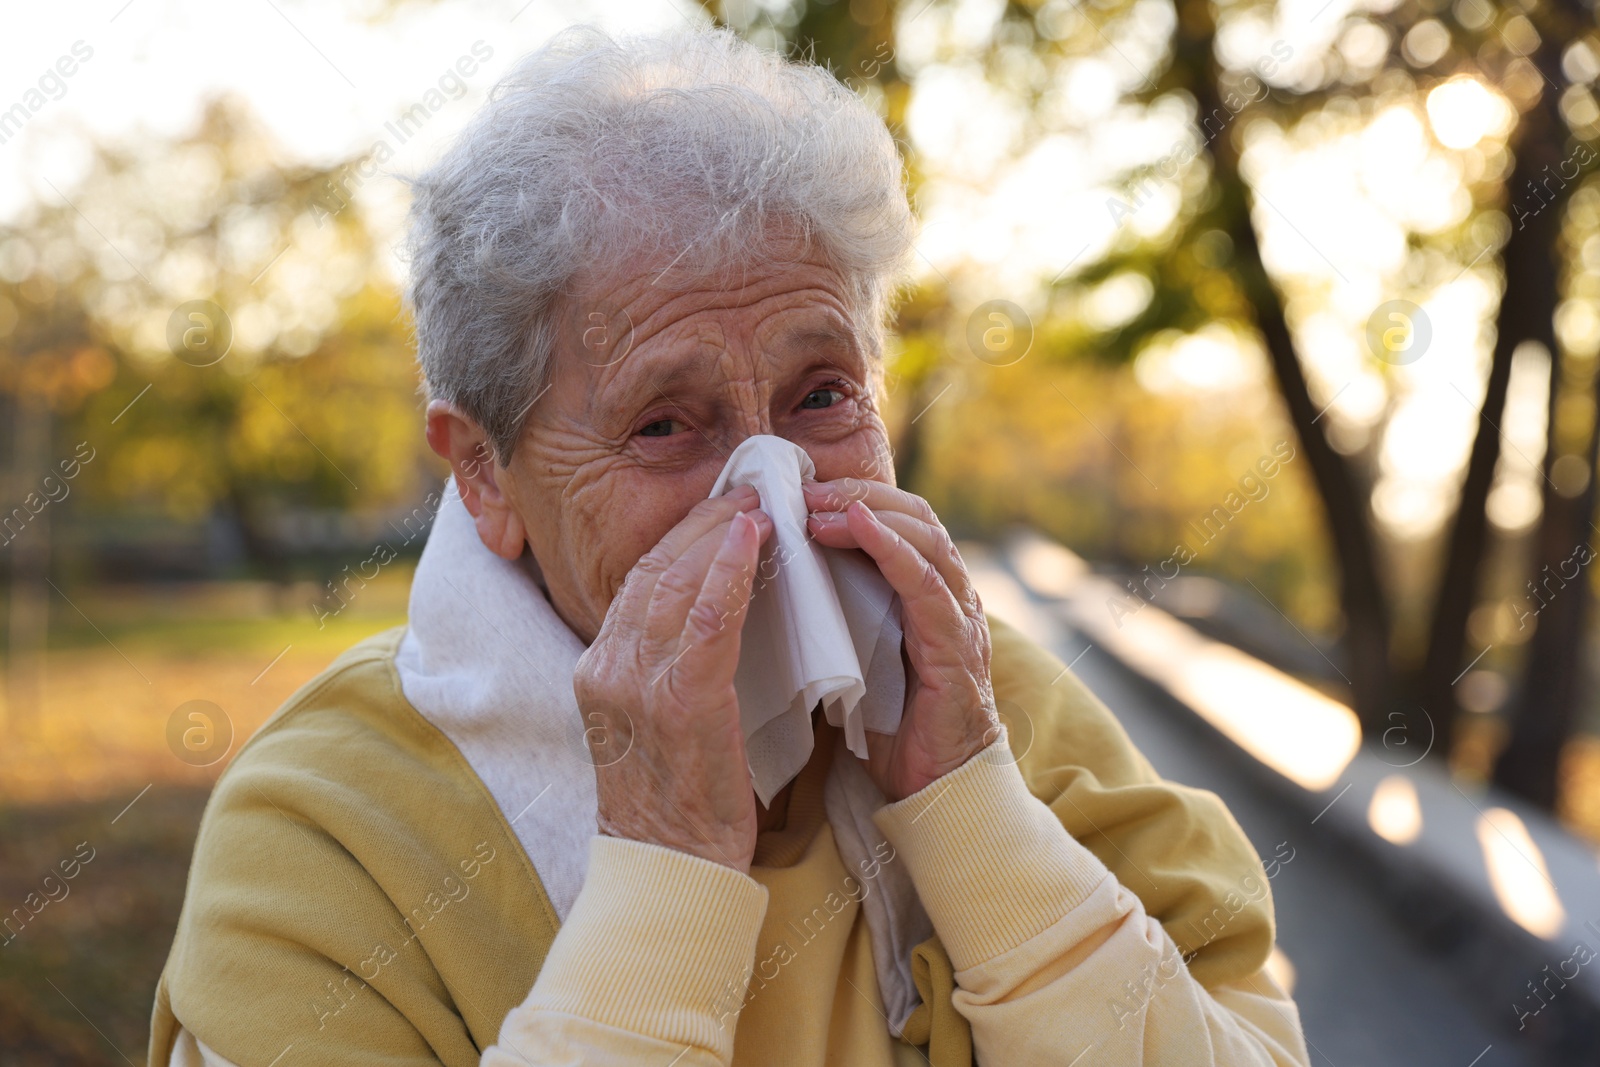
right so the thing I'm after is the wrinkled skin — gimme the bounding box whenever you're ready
[427,241,1000,873]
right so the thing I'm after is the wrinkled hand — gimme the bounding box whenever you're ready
[803,479,1000,802]
[573,485,772,874]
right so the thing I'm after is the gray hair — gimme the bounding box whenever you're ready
[400,25,917,461]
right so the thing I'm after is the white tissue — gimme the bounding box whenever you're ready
[708,435,906,806]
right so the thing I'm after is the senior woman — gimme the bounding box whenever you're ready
[149,25,1308,1067]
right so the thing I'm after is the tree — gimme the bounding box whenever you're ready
[1420,0,1590,780]
[6,95,434,578]
[1488,0,1600,802]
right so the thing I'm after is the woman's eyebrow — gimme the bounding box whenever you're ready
[642,355,729,399]
[766,324,868,379]
[597,352,724,423]
[779,323,861,355]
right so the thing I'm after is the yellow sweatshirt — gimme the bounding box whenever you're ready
[150,615,1308,1066]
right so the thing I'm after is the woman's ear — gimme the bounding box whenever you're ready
[424,400,526,560]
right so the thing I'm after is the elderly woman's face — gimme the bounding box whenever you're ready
[486,246,893,643]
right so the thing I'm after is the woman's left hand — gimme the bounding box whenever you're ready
[803,478,1001,802]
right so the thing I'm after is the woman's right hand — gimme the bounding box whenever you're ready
[572,485,772,874]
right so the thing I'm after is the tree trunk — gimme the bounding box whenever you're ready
[892,375,933,492]
[1495,397,1599,808]
[5,396,51,735]
[226,482,289,582]
[1481,0,1591,808]
[1173,0,1395,733]
[1418,12,1573,762]
[1494,349,1600,808]
[1494,256,1596,808]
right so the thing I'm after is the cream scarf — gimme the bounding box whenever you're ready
[393,481,934,1033]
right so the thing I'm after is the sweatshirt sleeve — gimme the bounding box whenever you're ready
[481,835,769,1067]
[873,740,1311,1066]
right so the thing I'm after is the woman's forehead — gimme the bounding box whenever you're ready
[564,271,863,379]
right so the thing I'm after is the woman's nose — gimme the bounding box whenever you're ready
[716,417,780,456]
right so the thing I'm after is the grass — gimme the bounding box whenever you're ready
[0,787,212,1067]
[0,575,412,1065]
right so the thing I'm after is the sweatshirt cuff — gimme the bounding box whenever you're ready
[872,738,1110,972]
[521,835,769,1060]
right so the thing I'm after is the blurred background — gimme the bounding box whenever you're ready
[2,0,1599,1063]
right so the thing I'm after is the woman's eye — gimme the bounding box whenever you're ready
[800,386,845,410]
[638,418,685,437]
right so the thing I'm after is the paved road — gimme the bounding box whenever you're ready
[968,555,1552,1067]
